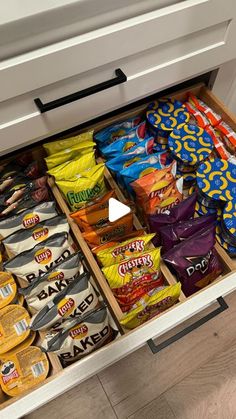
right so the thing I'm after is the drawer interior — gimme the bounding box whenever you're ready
[1,82,236,413]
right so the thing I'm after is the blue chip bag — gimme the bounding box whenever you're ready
[100,122,147,159]
[120,152,172,194]
[95,116,143,145]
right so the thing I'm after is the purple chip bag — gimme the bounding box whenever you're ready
[148,193,197,246]
[160,214,217,254]
[163,225,222,297]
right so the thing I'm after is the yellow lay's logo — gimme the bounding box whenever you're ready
[34,248,52,264]
[23,213,40,228]
[69,324,88,339]
[58,298,75,317]
[48,271,64,282]
[32,227,49,241]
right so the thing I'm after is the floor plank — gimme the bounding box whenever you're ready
[98,292,236,418]
[128,395,175,419]
[165,343,236,419]
[26,375,117,419]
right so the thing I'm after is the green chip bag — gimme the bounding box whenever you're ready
[47,151,96,181]
[56,163,107,211]
[43,131,94,155]
[45,142,95,170]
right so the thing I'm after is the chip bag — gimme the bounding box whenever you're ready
[215,121,236,154]
[100,122,147,159]
[160,213,216,253]
[82,212,133,248]
[163,225,222,296]
[0,305,31,354]
[0,273,17,309]
[142,177,183,216]
[97,233,156,266]
[0,346,49,397]
[95,116,143,145]
[43,131,94,155]
[187,93,222,127]
[40,306,112,363]
[148,192,197,246]
[120,283,181,329]
[4,232,75,284]
[0,187,51,218]
[102,248,163,311]
[47,151,96,181]
[74,207,109,232]
[45,141,96,170]
[3,215,69,256]
[92,229,146,255]
[30,272,99,330]
[56,163,106,211]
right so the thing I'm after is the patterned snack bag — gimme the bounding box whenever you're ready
[82,213,133,248]
[56,163,106,211]
[95,116,142,145]
[97,233,156,266]
[47,151,96,181]
[163,225,222,296]
[43,131,94,155]
[45,141,95,170]
[120,283,181,329]
[102,248,163,311]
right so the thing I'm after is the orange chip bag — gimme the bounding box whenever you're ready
[131,161,177,201]
[142,177,183,215]
[75,207,109,232]
[82,213,133,248]
[102,248,163,311]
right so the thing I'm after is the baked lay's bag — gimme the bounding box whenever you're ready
[47,151,96,181]
[3,215,69,256]
[30,272,99,330]
[97,233,156,266]
[56,163,106,211]
[120,152,172,193]
[0,305,31,354]
[0,346,49,397]
[102,248,163,311]
[0,273,17,309]
[82,212,133,248]
[100,122,148,159]
[0,202,57,239]
[95,116,142,145]
[45,141,96,170]
[120,283,181,329]
[43,131,94,155]
[131,161,177,201]
[4,232,74,284]
[40,306,112,363]
[20,253,84,312]
[142,177,183,215]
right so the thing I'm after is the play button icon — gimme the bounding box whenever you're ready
[108,198,131,223]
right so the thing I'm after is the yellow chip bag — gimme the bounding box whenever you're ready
[47,151,96,181]
[56,163,107,211]
[97,233,156,266]
[43,130,94,155]
[45,141,96,170]
[0,272,17,309]
[0,305,31,354]
[120,282,181,329]
[0,346,49,397]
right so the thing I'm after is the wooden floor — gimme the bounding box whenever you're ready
[27,290,236,419]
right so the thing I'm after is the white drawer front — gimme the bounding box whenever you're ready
[1,269,236,419]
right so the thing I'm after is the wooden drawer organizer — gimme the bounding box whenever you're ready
[1,83,236,413]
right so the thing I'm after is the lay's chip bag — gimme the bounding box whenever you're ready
[102,248,163,311]
[82,213,133,248]
[95,116,142,145]
[142,177,183,215]
[56,163,106,211]
[43,131,94,155]
[47,151,96,181]
[45,141,96,170]
[100,122,147,159]
[97,233,156,266]
[120,283,181,329]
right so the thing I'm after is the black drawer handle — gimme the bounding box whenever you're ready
[147,297,228,355]
[34,68,127,114]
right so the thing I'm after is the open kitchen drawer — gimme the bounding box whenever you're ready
[1,83,236,418]
[1,0,236,155]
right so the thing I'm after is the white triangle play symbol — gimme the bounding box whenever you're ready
[108,198,131,223]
